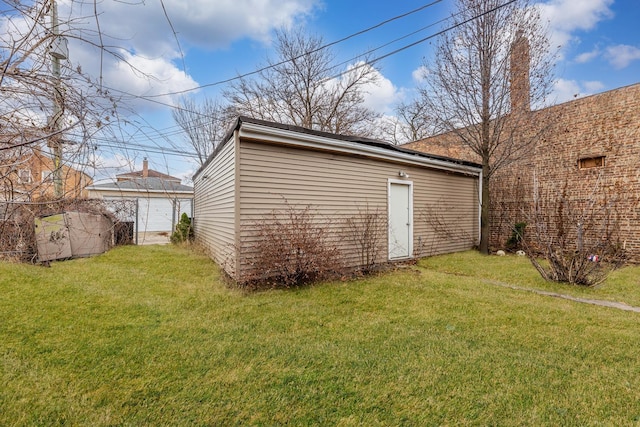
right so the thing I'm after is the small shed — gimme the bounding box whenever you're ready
[193,117,482,282]
[34,211,113,262]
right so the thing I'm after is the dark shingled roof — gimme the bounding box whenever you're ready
[194,116,481,179]
[88,177,193,193]
[116,170,180,181]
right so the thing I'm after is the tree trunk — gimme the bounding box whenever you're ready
[479,163,491,254]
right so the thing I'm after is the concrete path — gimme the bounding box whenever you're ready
[136,232,170,245]
[481,278,640,313]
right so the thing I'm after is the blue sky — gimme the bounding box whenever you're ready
[50,0,640,182]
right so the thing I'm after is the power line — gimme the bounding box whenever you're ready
[101,0,517,141]
[50,0,520,157]
[321,0,519,85]
[64,132,200,158]
[80,1,453,138]
[143,0,445,98]
[95,142,199,158]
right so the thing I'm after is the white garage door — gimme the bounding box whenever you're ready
[175,199,193,220]
[138,198,174,232]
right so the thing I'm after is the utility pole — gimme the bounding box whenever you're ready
[48,0,67,199]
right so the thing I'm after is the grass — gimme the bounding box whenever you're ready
[421,250,640,306]
[2,246,640,425]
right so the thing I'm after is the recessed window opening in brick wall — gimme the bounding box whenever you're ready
[579,156,605,169]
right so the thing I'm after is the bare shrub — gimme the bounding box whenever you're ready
[417,199,476,257]
[490,170,531,252]
[242,203,342,288]
[526,177,626,287]
[344,204,387,273]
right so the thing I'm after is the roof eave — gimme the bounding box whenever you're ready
[86,186,193,195]
[238,121,482,176]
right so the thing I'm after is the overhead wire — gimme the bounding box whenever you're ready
[143,0,445,98]
[319,0,518,85]
[54,0,519,165]
[86,0,454,140]
[108,0,515,147]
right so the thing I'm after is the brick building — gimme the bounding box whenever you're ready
[405,81,640,261]
[0,145,92,201]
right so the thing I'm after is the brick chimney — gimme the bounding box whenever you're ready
[510,30,531,114]
[142,158,148,178]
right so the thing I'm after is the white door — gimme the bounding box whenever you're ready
[388,181,413,259]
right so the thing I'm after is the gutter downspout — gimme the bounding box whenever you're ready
[478,169,483,246]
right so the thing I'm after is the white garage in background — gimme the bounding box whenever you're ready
[87,159,193,240]
[137,196,193,232]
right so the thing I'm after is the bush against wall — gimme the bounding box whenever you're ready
[171,213,194,244]
[416,199,476,257]
[242,202,342,288]
[506,222,527,252]
[526,177,626,287]
[344,204,387,273]
[490,168,532,252]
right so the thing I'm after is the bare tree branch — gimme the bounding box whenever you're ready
[416,0,556,253]
[224,28,381,137]
[171,97,231,166]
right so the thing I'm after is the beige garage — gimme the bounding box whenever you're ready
[193,117,482,282]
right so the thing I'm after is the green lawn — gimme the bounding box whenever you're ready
[2,246,640,426]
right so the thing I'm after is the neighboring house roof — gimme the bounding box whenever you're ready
[87,177,193,195]
[194,116,482,180]
[116,158,181,182]
[117,170,180,182]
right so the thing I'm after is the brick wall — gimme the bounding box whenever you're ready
[405,82,640,261]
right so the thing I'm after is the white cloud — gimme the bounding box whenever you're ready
[411,66,429,84]
[107,51,199,107]
[65,39,199,112]
[537,0,614,50]
[174,168,196,185]
[574,48,600,63]
[572,44,640,69]
[361,68,402,114]
[552,78,582,103]
[583,80,605,93]
[63,0,320,56]
[605,44,640,69]
[551,78,605,103]
[86,152,135,182]
[55,0,321,111]
[323,63,402,115]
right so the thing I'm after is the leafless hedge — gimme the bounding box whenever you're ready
[241,202,342,288]
[525,178,626,287]
[343,204,387,273]
[416,200,476,257]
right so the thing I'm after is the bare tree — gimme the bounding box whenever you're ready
[1,0,130,201]
[344,204,387,273]
[417,0,555,254]
[224,28,380,136]
[379,98,434,144]
[171,97,231,166]
[242,201,342,288]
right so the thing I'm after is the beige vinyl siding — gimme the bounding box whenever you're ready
[237,140,478,277]
[412,169,479,256]
[193,138,237,272]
